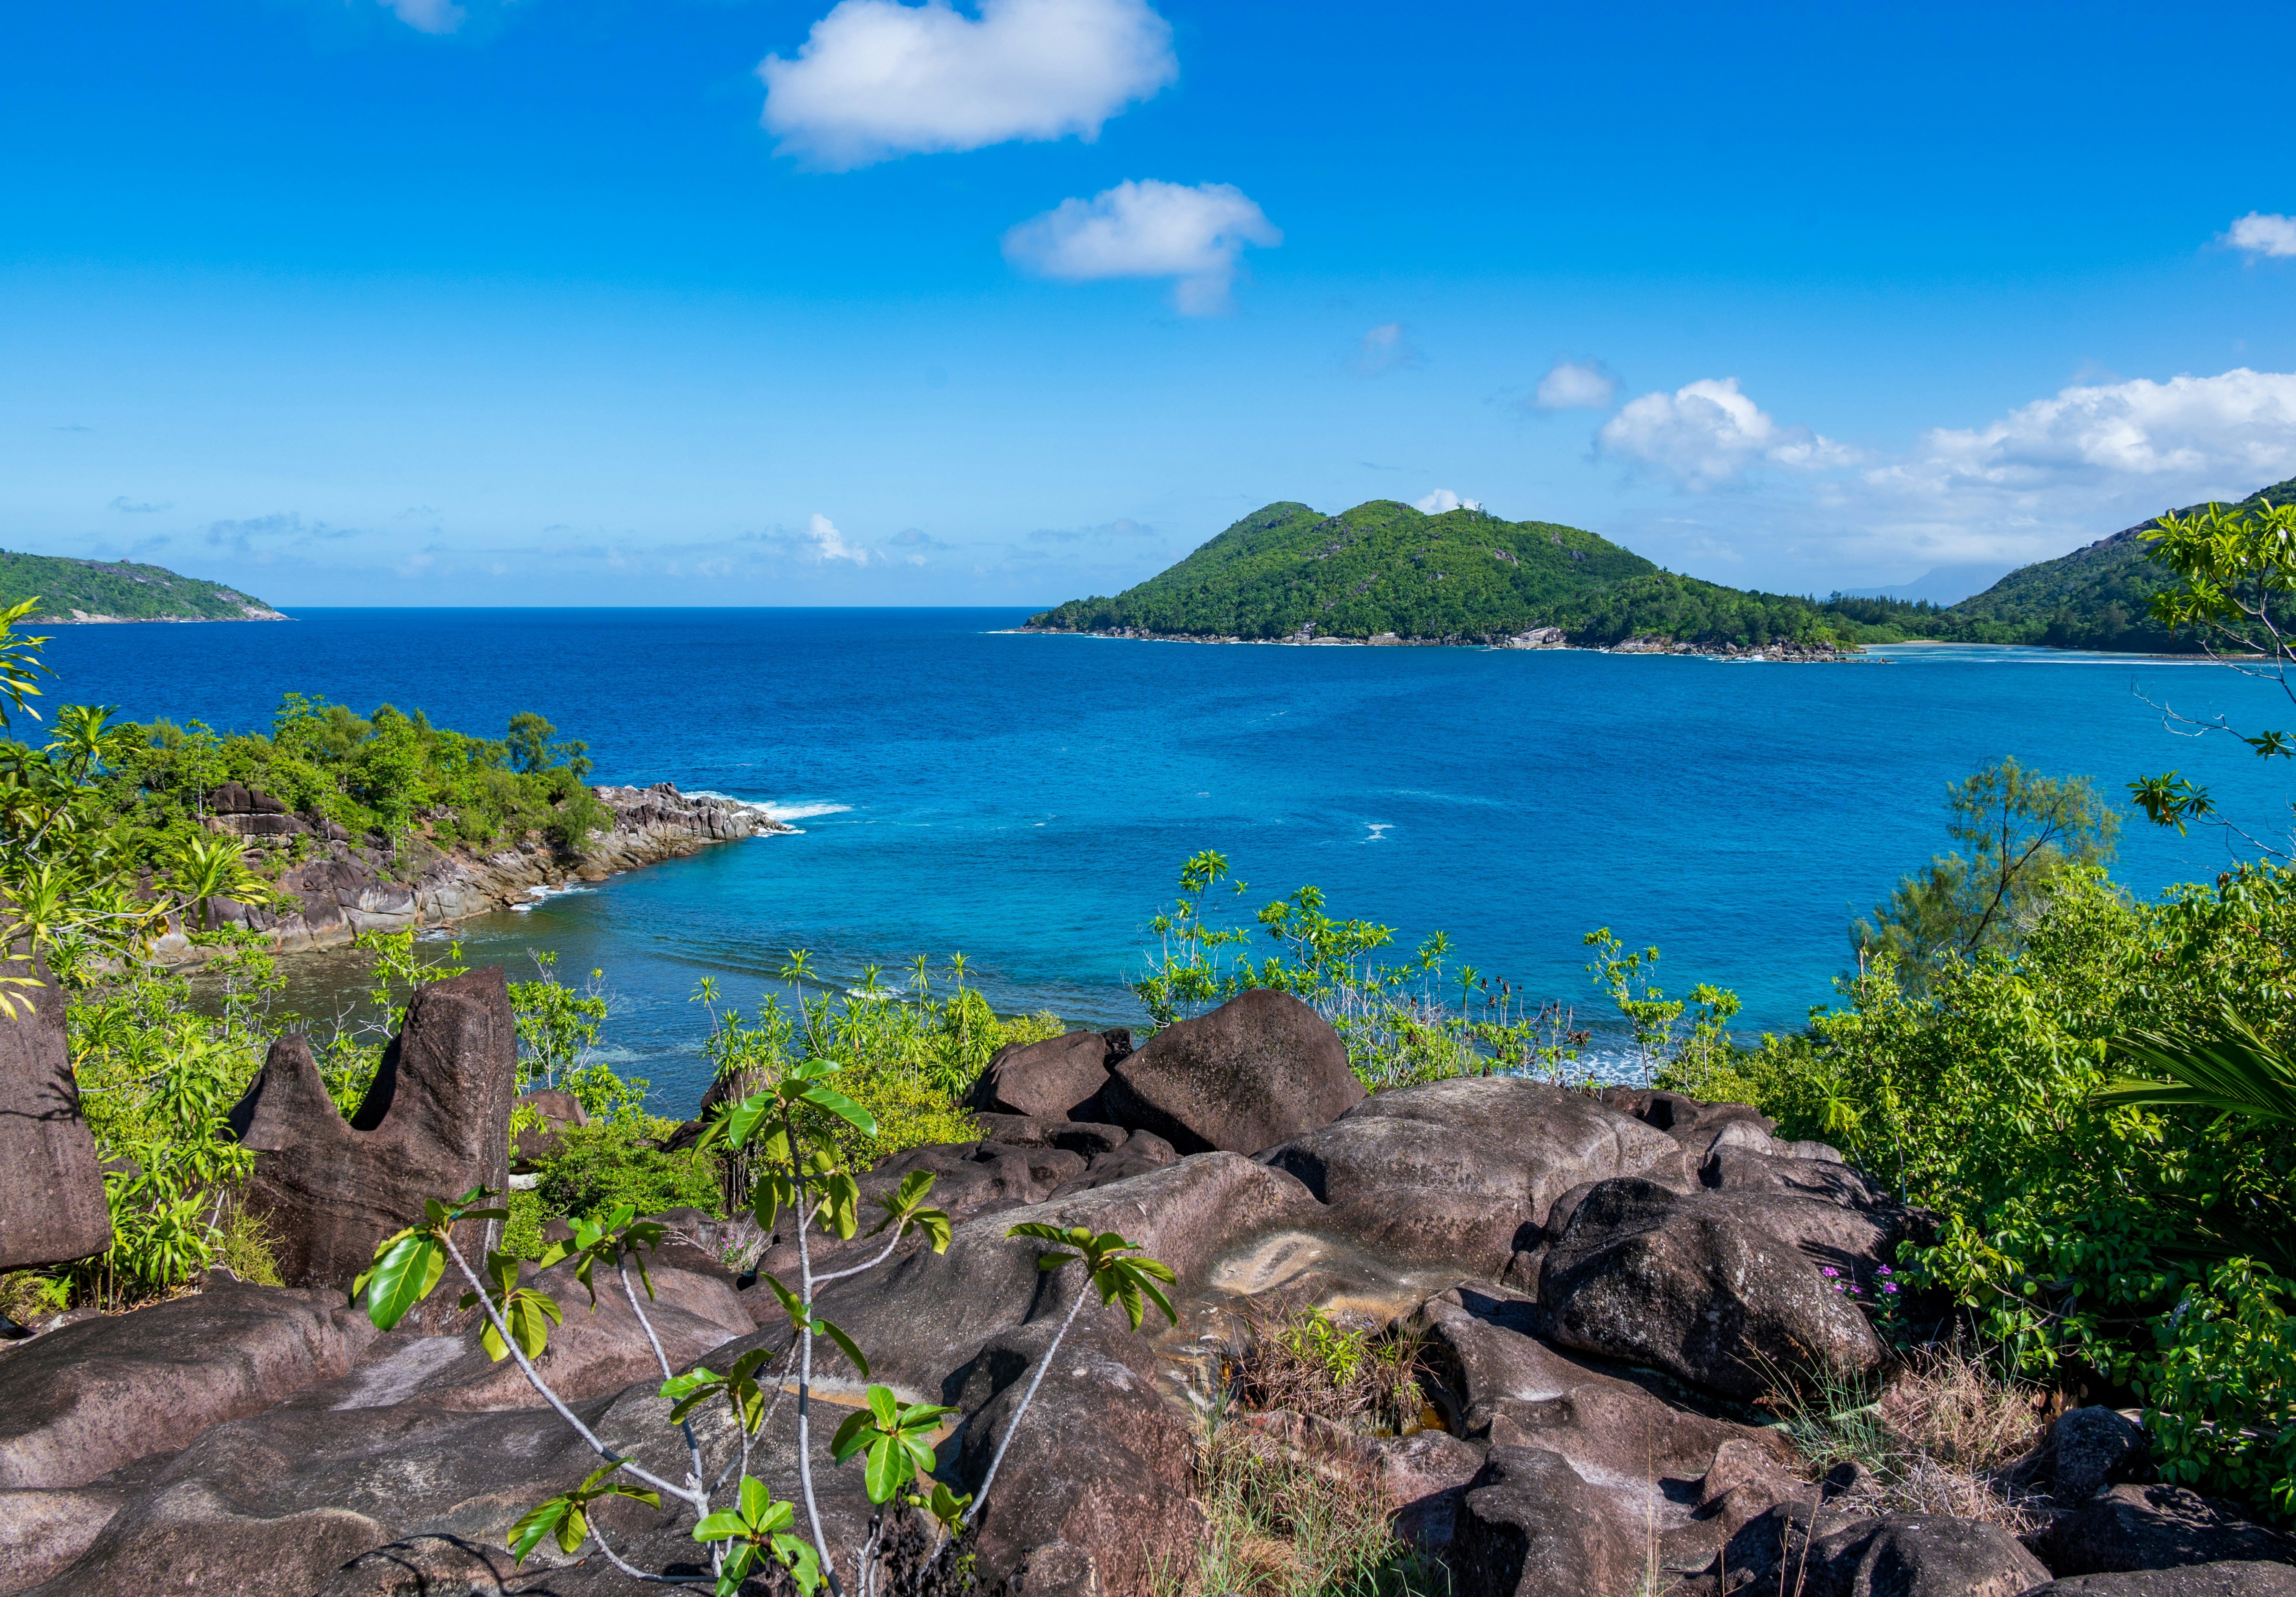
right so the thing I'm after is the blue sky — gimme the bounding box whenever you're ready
[8,0,2296,607]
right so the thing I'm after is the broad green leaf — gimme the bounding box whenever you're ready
[692,1510,748,1542]
[863,1434,906,1503]
[865,1383,899,1427]
[360,1231,444,1330]
[507,1495,573,1562]
[830,1405,874,1462]
[817,1317,871,1378]
[797,1083,876,1134]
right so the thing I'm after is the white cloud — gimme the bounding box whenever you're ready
[1533,358,1618,411]
[380,0,464,33]
[1414,490,1481,514]
[1598,377,1855,489]
[758,0,1175,169]
[2224,212,2296,259]
[805,512,872,564]
[1895,368,2296,492]
[1003,180,1279,314]
[1353,322,1420,376]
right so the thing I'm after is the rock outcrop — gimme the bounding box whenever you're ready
[157,781,789,967]
[22,1061,2293,1597]
[1100,988,1364,1154]
[963,1027,1132,1122]
[1537,1176,1891,1398]
[229,968,517,1290]
[0,922,109,1272]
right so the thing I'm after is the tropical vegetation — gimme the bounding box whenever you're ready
[1030,476,2296,653]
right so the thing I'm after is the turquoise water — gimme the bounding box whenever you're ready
[43,610,2294,1110]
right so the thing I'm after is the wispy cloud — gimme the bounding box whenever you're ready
[108,496,172,514]
[1353,322,1421,377]
[1531,358,1619,411]
[758,0,1176,169]
[379,0,465,34]
[1003,179,1280,314]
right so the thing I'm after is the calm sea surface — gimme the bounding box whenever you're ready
[42,609,2295,1112]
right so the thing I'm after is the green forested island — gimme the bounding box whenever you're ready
[1029,479,2296,650]
[0,551,284,622]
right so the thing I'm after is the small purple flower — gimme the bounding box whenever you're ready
[1877,1266,1893,1277]
[1831,1282,1845,1291]
[1882,1283,1899,1294]
[1822,1267,1840,1278]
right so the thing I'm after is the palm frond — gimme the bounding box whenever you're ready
[2096,1007,2296,1125]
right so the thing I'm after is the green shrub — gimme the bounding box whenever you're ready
[1711,861,2296,1520]
[532,1119,721,1220]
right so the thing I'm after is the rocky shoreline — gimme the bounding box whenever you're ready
[153,780,790,967]
[1017,623,1863,661]
[6,980,2289,1595]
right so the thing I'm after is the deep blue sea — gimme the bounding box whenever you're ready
[41,609,2296,1112]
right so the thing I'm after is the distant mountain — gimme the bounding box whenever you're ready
[1841,563,2015,608]
[0,552,285,623]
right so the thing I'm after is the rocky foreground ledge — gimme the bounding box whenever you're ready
[4,982,2293,1596]
[153,780,790,966]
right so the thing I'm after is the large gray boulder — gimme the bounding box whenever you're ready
[1797,1515,2051,1597]
[229,968,516,1290]
[1259,1077,1685,1276]
[1451,1446,1642,1597]
[964,1028,1130,1121]
[2022,1568,2296,1597]
[0,1274,378,1490]
[947,1311,1202,1597]
[1538,1177,1888,1399]
[2042,1485,2296,1575]
[1697,1504,2051,1597]
[1100,989,1363,1155]
[0,925,109,1272]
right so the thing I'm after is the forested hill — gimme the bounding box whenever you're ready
[1029,480,2296,651]
[1028,499,1918,648]
[1935,474,2296,651]
[0,552,285,622]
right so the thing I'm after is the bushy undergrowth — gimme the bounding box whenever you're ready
[1672,862,2296,1521]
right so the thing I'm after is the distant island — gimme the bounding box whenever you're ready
[0,551,285,623]
[1027,477,2296,653]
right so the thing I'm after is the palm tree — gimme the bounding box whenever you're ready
[165,834,275,932]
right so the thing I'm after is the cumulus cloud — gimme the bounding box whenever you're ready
[1003,179,1279,314]
[1890,368,2296,493]
[1414,490,1481,514]
[1353,322,1421,376]
[380,0,464,33]
[2224,212,2296,259]
[1533,358,1618,411]
[1598,377,1855,489]
[805,512,872,564]
[758,0,1175,169]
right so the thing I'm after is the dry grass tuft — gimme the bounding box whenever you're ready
[1770,1341,2051,1529]
[1225,1305,1432,1435]
[1156,1420,1446,1597]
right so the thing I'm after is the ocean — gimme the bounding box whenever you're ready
[44,609,2294,1112]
